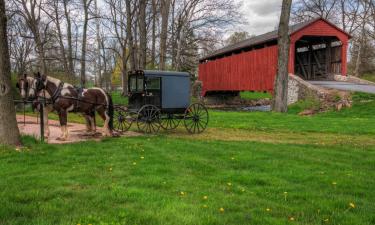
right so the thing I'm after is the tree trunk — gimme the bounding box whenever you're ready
[63,0,74,78]
[126,0,136,71]
[94,0,102,87]
[80,0,91,87]
[272,0,292,113]
[139,0,147,69]
[0,0,21,145]
[151,0,157,69]
[354,22,367,77]
[53,0,69,76]
[160,0,171,70]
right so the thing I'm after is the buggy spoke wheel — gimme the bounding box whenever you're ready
[137,104,161,134]
[160,114,180,130]
[184,103,209,134]
[113,108,132,132]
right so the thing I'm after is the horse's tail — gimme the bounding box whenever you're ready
[106,92,114,131]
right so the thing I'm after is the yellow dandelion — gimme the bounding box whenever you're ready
[332,182,337,185]
[349,202,355,208]
[203,196,208,200]
[140,156,145,159]
[88,224,92,225]
[231,157,235,160]
[219,207,225,213]
[133,162,137,165]
[109,167,112,171]
[284,192,288,194]
[180,191,185,195]
[227,182,232,186]
[289,217,295,221]
[266,208,271,212]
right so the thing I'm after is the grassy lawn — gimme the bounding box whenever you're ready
[2,93,375,225]
[240,91,272,100]
[361,73,375,83]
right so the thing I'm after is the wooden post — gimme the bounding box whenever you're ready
[326,40,332,76]
[39,103,44,143]
[308,44,312,80]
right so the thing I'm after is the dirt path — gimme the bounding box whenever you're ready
[17,115,141,144]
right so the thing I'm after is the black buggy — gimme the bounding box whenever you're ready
[113,70,209,134]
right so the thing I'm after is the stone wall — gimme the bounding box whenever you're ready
[287,74,328,105]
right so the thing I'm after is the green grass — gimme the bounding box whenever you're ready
[240,91,272,100]
[111,91,128,105]
[361,73,375,83]
[3,92,375,224]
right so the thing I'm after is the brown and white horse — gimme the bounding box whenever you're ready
[29,73,113,141]
[16,74,54,138]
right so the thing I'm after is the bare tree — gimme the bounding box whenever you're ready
[63,0,74,78]
[150,0,159,69]
[80,0,93,86]
[126,0,136,71]
[8,15,33,75]
[0,0,20,145]
[292,0,338,22]
[354,0,371,76]
[273,0,292,113]
[94,0,102,86]
[12,0,50,73]
[159,0,171,70]
[139,0,148,69]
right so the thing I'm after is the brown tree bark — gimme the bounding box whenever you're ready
[94,0,102,87]
[0,0,21,146]
[63,0,74,78]
[159,0,171,70]
[151,0,158,69]
[139,0,148,69]
[80,0,93,87]
[52,0,69,76]
[126,0,136,71]
[272,0,292,113]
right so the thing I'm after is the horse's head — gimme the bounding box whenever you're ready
[29,72,46,99]
[16,74,30,99]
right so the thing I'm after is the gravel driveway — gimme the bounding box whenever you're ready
[309,81,375,94]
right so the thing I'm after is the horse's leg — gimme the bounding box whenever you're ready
[57,109,68,141]
[97,108,111,137]
[43,106,50,138]
[91,110,96,134]
[84,114,92,134]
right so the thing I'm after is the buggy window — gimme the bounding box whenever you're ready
[145,77,160,90]
[129,76,144,92]
[130,76,137,92]
[137,77,144,91]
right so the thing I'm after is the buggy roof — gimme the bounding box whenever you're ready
[142,70,190,77]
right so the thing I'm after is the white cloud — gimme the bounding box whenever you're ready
[236,0,282,35]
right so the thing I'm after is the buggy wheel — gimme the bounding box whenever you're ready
[184,103,209,134]
[113,108,132,132]
[160,114,180,130]
[137,104,161,133]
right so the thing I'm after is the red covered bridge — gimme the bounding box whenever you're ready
[198,18,351,96]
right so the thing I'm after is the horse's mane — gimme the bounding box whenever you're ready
[45,76,74,88]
